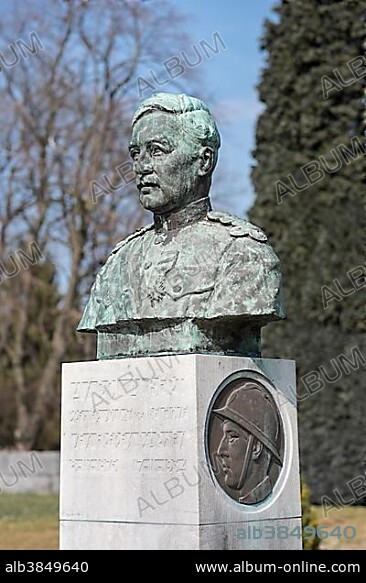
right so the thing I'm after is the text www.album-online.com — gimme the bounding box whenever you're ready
[195,561,360,574]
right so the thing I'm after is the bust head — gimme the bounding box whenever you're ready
[129,93,221,215]
[214,384,283,503]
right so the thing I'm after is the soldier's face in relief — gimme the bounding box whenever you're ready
[217,420,250,490]
[129,111,202,214]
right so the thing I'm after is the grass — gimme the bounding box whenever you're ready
[0,494,58,550]
[312,505,366,550]
[0,494,365,550]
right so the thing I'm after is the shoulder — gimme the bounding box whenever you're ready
[206,211,268,243]
[92,223,154,283]
[110,223,154,255]
[207,211,280,269]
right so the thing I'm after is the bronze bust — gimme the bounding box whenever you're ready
[78,93,285,358]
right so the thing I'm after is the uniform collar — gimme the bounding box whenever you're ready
[238,475,272,504]
[154,197,211,232]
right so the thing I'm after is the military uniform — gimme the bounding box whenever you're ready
[78,204,284,358]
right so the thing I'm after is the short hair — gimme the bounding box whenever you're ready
[132,93,221,169]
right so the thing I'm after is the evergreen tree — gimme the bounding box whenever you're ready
[249,0,365,502]
[0,256,79,449]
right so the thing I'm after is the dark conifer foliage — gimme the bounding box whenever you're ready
[250,0,365,502]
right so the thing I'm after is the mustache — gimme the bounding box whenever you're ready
[136,177,160,189]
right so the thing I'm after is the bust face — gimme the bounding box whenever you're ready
[129,111,202,215]
[217,420,250,489]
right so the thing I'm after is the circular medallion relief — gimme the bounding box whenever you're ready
[206,371,284,505]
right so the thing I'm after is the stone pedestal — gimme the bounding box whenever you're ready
[60,355,301,550]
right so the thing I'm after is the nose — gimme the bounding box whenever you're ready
[135,149,152,175]
[217,435,228,458]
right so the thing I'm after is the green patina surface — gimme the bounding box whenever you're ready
[78,93,284,358]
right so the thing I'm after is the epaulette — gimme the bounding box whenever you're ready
[111,223,154,254]
[207,211,267,242]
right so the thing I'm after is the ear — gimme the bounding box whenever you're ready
[197,147,215,176]
[251,439,263,461]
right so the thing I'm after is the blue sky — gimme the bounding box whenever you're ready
[166,0,277,216]
[0,0,277,219]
